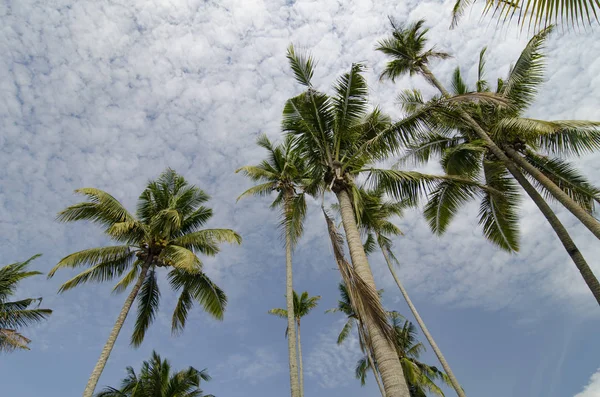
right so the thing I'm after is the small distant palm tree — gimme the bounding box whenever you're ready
[378,20,600,307]
[237,134,316,397]
[95,350,214,397]
[356,313,452,397]
[49,169,241,397]
[269,290,321,397]
[0,254,52,353]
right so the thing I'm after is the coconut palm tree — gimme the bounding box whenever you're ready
[49,169,241,397]
[95,350,214,397]
[269,290,321,397]
[450,0,599,31]
[326,282,387,396]
[333,187,465,397]
[236,134,315,397]
[356,313,452,397]
[0,254,52,353]
[377,20,600,306]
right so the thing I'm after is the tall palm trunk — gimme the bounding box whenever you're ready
[378,238,465,397]
[366,342,387,397]
[420,65,600,307]
[336,189,411,397]
[421,65,600,240]
[296,319,304,397]
[82,263,150,397]
[503,145,600,239]
[284,195,301,397]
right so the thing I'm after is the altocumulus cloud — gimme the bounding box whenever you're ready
[0,0,599,396]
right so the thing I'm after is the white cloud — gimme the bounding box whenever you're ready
[575,369,600,397]
[218,347,284,384]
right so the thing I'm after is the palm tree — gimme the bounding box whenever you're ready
[269,290,321,397]
[0,254,52,352]
[356,313,452,397]
[282,44,484,397]
[334,187,465,397]
[377,20,600,306]
[326,282,387,397]
[95,350,214,397]
[236,134,315,397]
[450,0,599,31]
[49,169,241,397]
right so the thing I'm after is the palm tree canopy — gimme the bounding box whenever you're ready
[450,0,599,32]
[383,24,600,253]
[95,350,214,397]
[269,290,321,336]
[377,19,451,82]
[49,169,241,346]
[0,254,52,353]
[356,312,452,396]
[236,134,317,247]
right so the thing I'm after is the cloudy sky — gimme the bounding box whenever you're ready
[1,0,599,396]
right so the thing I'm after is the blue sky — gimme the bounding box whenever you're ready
[1,0,599,396]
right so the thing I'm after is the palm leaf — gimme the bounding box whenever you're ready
[131,270,160,347]
[49,246,132,278]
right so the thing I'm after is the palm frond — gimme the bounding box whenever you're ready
[423,180,479,235]
[49,246,132,278]
[57,253,135,292]
[131,270,160,347]
[168,269,227,321]
[286,45,316,87]
[57,188,134,228]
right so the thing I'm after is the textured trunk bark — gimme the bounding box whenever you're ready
[336,189,411,397]
[284,196,301,397]
[503,145,600,240]
[297,320,304,397]
[367,347,386,397]
[420,65,600,307]
[82,262,150,397]
[379,240,465,397]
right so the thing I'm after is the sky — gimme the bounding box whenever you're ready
[1,0,599,396]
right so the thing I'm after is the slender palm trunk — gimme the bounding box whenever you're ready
[503,145,600,240]
[284,196,301,397]
[378,240,465,397]
[421,65,600,240]
[336,189,411,397]
[82,263,150,397]
[420,65,600,307]
[367,347,386,397]
[296,320,304,397]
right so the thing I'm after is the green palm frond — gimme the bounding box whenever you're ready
[477,47,489,93]
[424,180,480,235]
[57,188,135,228]
[500,27,552,111]
[57,253,135,293]
[171,288,193,335]
[286,45,315,87]
[131,270,160,347]
[235,181,276,201]
[363,233,378,256]
[48,246,132,278]
[112,264,141,294]
[478,161,521,252]
[333,63,369,141]
[337,317,356,345]
[355,357,370,386]
[178,207,214,236]
[451,67,469,95]
[441,142,485,176]
[168,269,226,321]
[268,308,288,318]
[525,152,600,213]
[172,229,242,256]
[161,246,202,272]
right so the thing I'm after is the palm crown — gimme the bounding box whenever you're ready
[391,27,600,252]
[95,351,214,397]
[269,290,321,329]
[0,255,52,352]
[49,169,241,345]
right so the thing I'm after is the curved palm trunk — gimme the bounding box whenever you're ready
[336,189,411,397]
[82,263,150,397]
[296,320,304,397]
[421,65,600,241]
[420,65,600,307]
[378,240,465,397]
[503,145,600,239]
[284,197,301,397]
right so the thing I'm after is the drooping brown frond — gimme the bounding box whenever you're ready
[321,208,394,347]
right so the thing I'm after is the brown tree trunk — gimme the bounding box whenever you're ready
[284,195,301,397]
[297,320,304,397]
[420,65,600,307]
[336,189,411,397]
[379,239,466,397]
[503,145,600,240]
[82,262,150,397]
